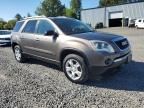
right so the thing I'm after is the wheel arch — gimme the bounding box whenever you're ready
[11,42,22,52]
[59,48,89,67]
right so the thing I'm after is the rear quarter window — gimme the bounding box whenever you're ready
[13,21,24,32]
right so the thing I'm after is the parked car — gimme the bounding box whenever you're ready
[11,16,132,83]
[128,19,136,28]
[135,19,144,28]
[95,22,104,29]
[0,30,11,46]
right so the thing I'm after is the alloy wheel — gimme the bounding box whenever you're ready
[15,47,21,61]
[65,59,82,80]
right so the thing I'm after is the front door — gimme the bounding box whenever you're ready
[34,20,58,60]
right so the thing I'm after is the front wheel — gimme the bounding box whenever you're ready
[14,45,25,63]
[63,54,88,83]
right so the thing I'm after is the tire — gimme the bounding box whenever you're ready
[14,45,25,63]
[63,54,88,83]
[136,25,139,29]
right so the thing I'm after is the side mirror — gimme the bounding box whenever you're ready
[45,30,55,36]
[44,30,59,37]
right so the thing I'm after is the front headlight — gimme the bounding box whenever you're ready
[90,40,115,53]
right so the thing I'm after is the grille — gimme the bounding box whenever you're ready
[114,38,129,50]
[0,38,10,40]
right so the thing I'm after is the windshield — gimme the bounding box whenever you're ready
[0,31,11,35]
[52,18,93,35]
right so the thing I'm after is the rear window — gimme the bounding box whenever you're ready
[13,21,24,32]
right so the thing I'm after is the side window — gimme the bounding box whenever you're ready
[37,20,54,35]
[22,20,37,33]
[139,20,141,22]
[13,21,24,32]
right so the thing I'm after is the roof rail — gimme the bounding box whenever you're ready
[56,16,68,18]
[23,15,46,20]
[22,16,69,21]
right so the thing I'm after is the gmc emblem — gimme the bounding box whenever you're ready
[122,41,128,46]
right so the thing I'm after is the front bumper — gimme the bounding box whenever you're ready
[0,40,11,45]
[89,52,132,75]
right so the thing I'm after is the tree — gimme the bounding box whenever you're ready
[27,13,32,17]
[65,8,77,18]
[4,19,16,30]
[99,0,123,7]
[0,20,6,30]
[35,0,65,17]
[15,13,22,21]
[0,18,16,30]
[0,23,3,30]
[70,0,81,19]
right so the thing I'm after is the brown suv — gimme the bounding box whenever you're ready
[11,16,132,83]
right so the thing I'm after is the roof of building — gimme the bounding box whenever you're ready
[81,1,144,11]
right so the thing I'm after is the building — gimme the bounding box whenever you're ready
[81,1,144,28]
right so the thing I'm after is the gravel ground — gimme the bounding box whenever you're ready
[0,27,144,108]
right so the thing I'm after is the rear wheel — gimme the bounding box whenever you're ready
[14,45,25,63]
[63,54,88,83]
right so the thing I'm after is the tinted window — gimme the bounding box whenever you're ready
[139,20,141,22]
[13,21,24,32]
[23,20,37,33]
[37,20,54,35]
[52,18,93,35]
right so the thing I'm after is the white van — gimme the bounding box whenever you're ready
[135,19,144,28]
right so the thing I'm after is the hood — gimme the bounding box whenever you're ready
[70,32,123,42]
[0,34,11,38]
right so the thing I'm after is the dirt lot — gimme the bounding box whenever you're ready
[0,27,144,108]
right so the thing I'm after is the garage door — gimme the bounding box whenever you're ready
[109,12,123,27]
[109,12,123,19]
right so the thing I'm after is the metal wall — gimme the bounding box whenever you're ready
[81,2,144,27]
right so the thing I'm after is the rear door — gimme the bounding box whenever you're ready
[34,19,58,60]
[20,20,38,54]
